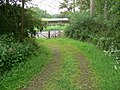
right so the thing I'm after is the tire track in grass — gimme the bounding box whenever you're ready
[61,45,96,90]
[21,40,96,90]
[42,44,96,90]
[21,45,62,90]
[75,52,96,90]
[43,45,81,90]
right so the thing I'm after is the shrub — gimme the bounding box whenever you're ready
[65,12,106,41]
[65,12,120,62]
[0,35,39,75]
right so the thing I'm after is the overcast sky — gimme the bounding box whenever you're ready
[31,0,63,15]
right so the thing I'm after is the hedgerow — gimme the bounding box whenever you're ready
[65,12,120,63]
[0,35,39,75]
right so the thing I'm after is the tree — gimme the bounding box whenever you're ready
[0,0,4,5]
[94,0,120,20]
[59,0,90,13]
[0,2,44,40]
[21,0,25,41]
[30,7,52,18]
[73,0,76,12]
[59,0,73,13]
[80,0,82,12]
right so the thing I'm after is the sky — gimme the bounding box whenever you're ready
[31,0,63,15]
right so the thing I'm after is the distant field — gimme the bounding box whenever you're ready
[43,24,68,31]
[45,25,66,31]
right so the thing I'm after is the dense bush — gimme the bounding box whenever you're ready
[0,2,47,76]
[65,12,106,41]
[0,35,39,75]
[65,12,120,62]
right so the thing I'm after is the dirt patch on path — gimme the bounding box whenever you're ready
[62,45,96,90]
[20,43,96,90]
[21,45,62,90]
[75,53,95,90]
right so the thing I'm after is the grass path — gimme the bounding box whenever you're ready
[1,38,119,90]
[21,45,62,90]
[21,39,96,90]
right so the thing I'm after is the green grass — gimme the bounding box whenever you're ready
[41,43,81,90]
[43,56,81,90]
[40,38,120,90]
[0,45,52,90]
[1,38,119,90]
[45,25,66,31]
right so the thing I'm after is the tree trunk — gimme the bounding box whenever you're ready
[90,0,94,17]
[6,0,9,4]
[21,0,25,41]
[73,0,75,12]
[80,0,82,13]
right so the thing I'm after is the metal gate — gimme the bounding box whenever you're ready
[36,30,64,38]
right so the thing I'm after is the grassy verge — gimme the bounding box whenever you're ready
[0,45,52,90]
[45,25,66,31]
[40,38,120,90]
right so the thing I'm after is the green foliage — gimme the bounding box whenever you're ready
[65,12,106,41]
[0,4,22,37]
[30,7,52,18]
[95,0,120,15]
[45,25,67,31]
[59,0,90,13]
[0,35,39,75]
[52,13,68,18]
[0,4,44,40]
[59,0,73,12]
[65,12,120,61]
[0,44,51,90]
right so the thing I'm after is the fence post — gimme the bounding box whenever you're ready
[48,31,50,38]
